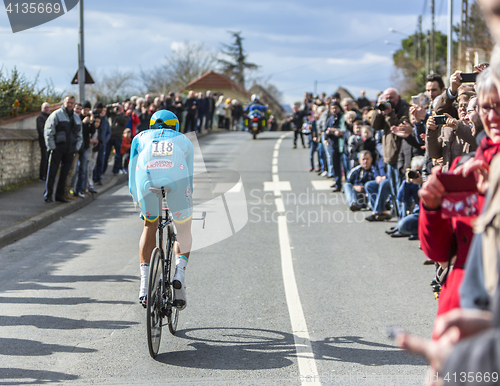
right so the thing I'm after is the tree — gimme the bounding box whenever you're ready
[218,31,258,88]
[142,41,218,94]
[84,69,139,103]
[391,31,450,98]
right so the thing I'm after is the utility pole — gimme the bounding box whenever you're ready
[417,16,422,61]
[447,0,453,81]
[431,0,435,73]
[459,0,469,70]
[78,0,85,103]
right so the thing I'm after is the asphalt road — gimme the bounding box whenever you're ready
[0,130,437,385]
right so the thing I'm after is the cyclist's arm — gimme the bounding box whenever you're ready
[128,135,140,203]
[186,138,194,193]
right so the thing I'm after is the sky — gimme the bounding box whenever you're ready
[0,0,464,107]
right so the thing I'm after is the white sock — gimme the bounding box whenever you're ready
[140,263,149,297]
[176,255,188,271]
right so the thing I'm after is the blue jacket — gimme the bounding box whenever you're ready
[397,180,421,213]
[346,164,383,186]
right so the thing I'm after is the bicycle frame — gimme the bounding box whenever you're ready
[153,187,176,321]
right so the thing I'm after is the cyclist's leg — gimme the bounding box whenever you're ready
[166,182,193,310]
[137,192,160,304]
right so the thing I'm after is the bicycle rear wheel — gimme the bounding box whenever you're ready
[167,242,179,335]
[147,247,164,358]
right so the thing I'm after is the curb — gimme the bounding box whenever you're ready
[0,174,128,250]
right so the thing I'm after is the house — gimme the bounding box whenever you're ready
[181,71,250,102]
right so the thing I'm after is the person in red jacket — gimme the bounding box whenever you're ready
[120,128,132,173]
[125,101,140,136]
[419,67,500,340]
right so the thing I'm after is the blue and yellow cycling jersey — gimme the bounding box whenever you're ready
[128,129,194,223]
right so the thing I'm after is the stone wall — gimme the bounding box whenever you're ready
[0,106,60,189]
[0,129,40,189]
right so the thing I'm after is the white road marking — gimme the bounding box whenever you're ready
[272,165,278,174]
[311,180,334,191]
[273,133,321,386]
[263,181,292,192]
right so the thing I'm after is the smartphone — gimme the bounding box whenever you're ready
[411,95,420,105]
[434,115,447,125]
[436,172,477,193]
[460,73,477,83]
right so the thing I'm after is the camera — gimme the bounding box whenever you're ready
[434,115,447,125]
[460,73,477,83]
[377,100,394,111]
[407,170,421,179]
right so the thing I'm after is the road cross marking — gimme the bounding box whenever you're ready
[273,133,321,386]
[311,180,334,191]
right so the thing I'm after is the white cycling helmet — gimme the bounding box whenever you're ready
[251,94,259,102]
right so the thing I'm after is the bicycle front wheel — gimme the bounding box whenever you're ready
[147,247,164,358]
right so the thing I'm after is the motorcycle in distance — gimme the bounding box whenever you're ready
[245,109,266,140]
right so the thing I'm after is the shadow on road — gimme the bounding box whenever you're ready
[0,315,138,330]
[0,337,95,356]
[0,367,79,384]
[155,327,425,370]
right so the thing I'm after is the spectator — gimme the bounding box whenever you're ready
[165,92,175,112]
[224,98,232,130]
[206,91,215,130]
[231,99,243,131]
[36,102,51,181]
[346,117,363,168]
[120,128,132,173]
[324,102,345,191]
[92,102,111,186]
[136,105,150,134]
[64,102,85,200]
[360,124,377,162]
[215,95,226,129]
[73,101,95,198]
[125,101,140,137]
[196,91,208,133]
[173,95,185,131]
[357,90,371,109]
[308,113,323,172]
[427,91,476,172]
[371,87,410,198]
[344,150,381,211]
[86,115,100,194]
[104,103,128,175]
[292,104,307,148]
[387,155,424,239]
[144,94,153,107]
[43,95,83,203]
[363,165,392,221]
[184,91,198,133]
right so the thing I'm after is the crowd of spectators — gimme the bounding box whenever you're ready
[288,23,500,381]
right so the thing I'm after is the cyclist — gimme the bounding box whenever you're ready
[128,110,193,310]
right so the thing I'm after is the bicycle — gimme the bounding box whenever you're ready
[146,186,205,358]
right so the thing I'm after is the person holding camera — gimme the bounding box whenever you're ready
[104,103,129,175]
[387,156,424,239]
[73,101,95,198]
[371,87,410,198]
